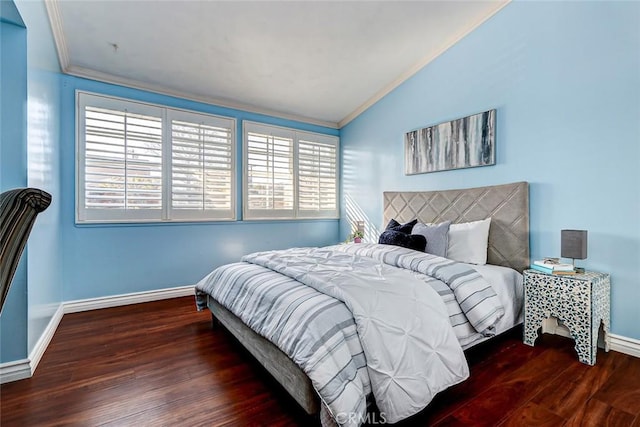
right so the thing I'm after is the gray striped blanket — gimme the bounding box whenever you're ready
[195,244,504,426]
[332,243,505,338]
[195,262,372,426]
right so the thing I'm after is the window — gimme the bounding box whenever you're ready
[243,121,339,220]
[77,92,236,223]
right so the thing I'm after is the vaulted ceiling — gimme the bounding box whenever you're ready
[46,0,508,127]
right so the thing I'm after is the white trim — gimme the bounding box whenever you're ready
[63,285,194,314]
[43,2,336,129]
[66,65,338,129]
[243,121,339,221]
[76,91,238,224]
[28,304,64,376]
[44,0,68,72]
[44,0,508,129]
[0,304,63,384]
[609,334,640,359]
[1,285,637,386]
[0,359,31,384]
[338,1,511,128]
[542,318,640,359]
[0,286,195,384]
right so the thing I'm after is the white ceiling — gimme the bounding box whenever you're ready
[46,0,509,128]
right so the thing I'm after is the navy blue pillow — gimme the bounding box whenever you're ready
[378,230,426,252]
[385,218,418,234]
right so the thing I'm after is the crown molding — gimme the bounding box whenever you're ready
[43,0,337,129]
[338,0,511,128]
[44,0,69,72]
[44,0,510,130]
[64,65,338,129]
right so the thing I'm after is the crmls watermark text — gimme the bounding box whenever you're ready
[335,411,387,425]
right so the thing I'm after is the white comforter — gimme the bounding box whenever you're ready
[243,246,470,423]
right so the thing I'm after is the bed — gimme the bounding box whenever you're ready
[195,181,529,426]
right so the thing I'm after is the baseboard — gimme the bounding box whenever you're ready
[4,286,635,386]
[1,305,64,385]
[64,285,195,314]
[29,303,64,376]
[609,334,640,358]
[1,285,195,384]
[0,359,31,384]
[542,318,640,359]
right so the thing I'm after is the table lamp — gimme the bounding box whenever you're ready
[561,229,587,272]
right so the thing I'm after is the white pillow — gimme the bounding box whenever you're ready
[447,218,491,265]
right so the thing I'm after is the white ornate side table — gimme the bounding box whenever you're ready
[523,270,610,365]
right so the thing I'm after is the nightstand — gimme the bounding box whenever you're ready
[523,269,610,365]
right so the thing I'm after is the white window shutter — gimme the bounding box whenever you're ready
[169,111,235,220]
[297,135,338,218]
[79,97,164,222]
[77,92,236,223]
[244,123,295,219]
[243,122,339,220]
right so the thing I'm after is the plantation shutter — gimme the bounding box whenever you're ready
[297,133,338,218]
[243,121,339,220]
[78,94,163,222]
[244,123,295,219]
[77,92,236,223]
[169,111,235,220]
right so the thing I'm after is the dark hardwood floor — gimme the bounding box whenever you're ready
[1,297,639,426]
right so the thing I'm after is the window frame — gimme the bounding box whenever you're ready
[242,121,339,221]
[76,91,237,224]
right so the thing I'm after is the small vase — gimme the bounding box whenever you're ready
[354,237,362,243]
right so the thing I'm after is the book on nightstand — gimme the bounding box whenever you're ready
[533,259,575,271]
[530,259,576,274]
[530,264,554,274]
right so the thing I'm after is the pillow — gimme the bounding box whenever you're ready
[412,221,451,257]
[378,230,426,252]
[384,218,418,234]
[447,218,491,265]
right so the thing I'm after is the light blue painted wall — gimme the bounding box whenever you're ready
[60,75,341,301]
[0,0,24,27]
[0,9,27,190]
[15,0,63,354]
[340,1,640,339]
[0,4,28,362]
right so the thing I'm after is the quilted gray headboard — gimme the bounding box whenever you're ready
[384,181,529,272]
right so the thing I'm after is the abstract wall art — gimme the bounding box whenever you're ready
[404,109,496,175]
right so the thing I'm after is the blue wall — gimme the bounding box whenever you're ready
[340,1,640,339]
[1,0,63,364]
[0,0,23,27]
[15,0,64,355]
[4,0,639,368]
[0,2,28,363]
[60,76,341,301]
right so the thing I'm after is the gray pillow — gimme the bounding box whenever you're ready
[412,221,451,257]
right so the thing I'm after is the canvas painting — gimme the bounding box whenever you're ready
[404,109,496,175]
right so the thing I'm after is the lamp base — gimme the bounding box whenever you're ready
[569,258,585,274]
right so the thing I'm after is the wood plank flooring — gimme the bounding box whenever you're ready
[2,296,639,426]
